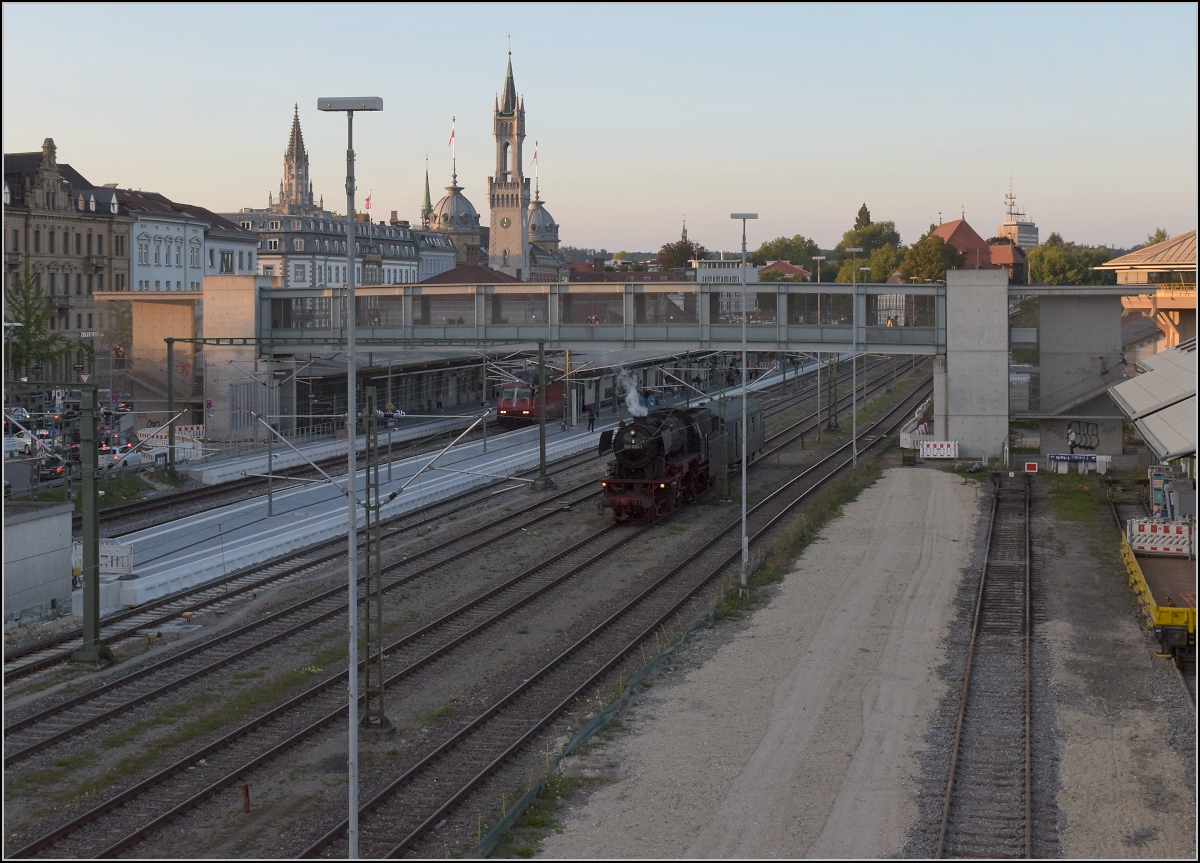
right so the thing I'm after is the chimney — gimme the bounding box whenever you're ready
[593,257,605,273]
[389,210,399,226]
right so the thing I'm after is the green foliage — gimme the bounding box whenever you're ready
[1026,233,1117,285]
[838,243,905,283]
[901,228,965,283]
[854,203,872,231]
[750,234,820,268]
[4,267,72,376]
[834,204,902,268]
[1142,227,1169,248]
[657,238,708,270]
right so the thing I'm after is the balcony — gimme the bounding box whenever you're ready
[5,251,21,268]
[83,255,106,271]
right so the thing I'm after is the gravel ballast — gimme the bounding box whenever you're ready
[539,466,979,858]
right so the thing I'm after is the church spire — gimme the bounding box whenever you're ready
[422,154,432,228]
[286,103,305,160]
[500,50,518,115]
[682,215,688,242]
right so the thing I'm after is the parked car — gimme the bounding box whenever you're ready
[108,444,146,469]
[38,455,67,481]
[16,430,52,455]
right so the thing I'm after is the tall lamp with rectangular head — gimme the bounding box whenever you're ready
[318,94,382,862]
[731,213,757,595]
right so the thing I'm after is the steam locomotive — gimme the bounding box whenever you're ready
[496,371,565,427]
[598,398,764,521]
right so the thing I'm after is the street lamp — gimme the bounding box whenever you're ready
[810,256,826,434]
[846,248,863,467]
[731,213,757,596]
[318,94,382,863]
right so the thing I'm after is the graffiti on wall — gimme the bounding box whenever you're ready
[1067,421,1099,452]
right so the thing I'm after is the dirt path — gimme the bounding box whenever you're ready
[538,467,980,858]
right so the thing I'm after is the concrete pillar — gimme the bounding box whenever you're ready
[933,354,948,440]
[944,270,1009,458]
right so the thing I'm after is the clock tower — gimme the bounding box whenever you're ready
[488,53,530,280]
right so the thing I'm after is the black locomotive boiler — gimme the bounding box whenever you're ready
[598,398,763,521]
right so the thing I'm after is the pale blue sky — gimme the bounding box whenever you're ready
[3,2,1196,251]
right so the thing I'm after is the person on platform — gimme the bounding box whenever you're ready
[587,405,596,432]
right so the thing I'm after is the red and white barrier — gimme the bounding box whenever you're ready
[1127,520,1194,557]
[137,424,205,443]
[919,440,958,459]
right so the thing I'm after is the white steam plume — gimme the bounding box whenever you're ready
[617,368,648,417]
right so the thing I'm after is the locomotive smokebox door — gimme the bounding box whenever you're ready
[598,429,614,455]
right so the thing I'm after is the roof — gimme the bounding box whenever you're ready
[759,261,811,278]
[1136,397,1196,461]
[1109,338,1196,459]
[932,219,998,269]
[987,242,1026,265]
[118,189,254,238]
[499,55,518,115]
[1097,231,1196,271]
[419,263,519,284]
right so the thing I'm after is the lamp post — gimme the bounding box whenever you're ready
[731,213,757,595]
[810,256,825,435]
[846,248,863,467]
[318,95,382,863]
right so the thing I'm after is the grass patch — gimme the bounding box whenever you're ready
[10,472,160,512]
[6,749,100,796]
[427,700,458,724]
[493,772,583,857]
[1043,473,1105,522]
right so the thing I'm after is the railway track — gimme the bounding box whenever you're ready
[936,474,1039,859]
[6,356,919,682]
[2,450,601,683]
[296,378,936,859]
[7,367,930,859]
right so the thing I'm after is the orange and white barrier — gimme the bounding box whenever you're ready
[1127,520,1194,557]
[919,440,958,459]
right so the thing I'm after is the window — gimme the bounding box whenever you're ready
[49,232,55,254]
[97,274,103,291]
[219,251,234,273]
[11,229,17,251]
[49,315,55,330]
[294,239,304,252]
[190,244,200,267]
[86,234,92,255]
[238,251,244,270]
[75,234,81,255]
[87,313,93,328]
[294,263,306,281]
[97,235,104,255]
[48,273,56,295]
[209,248,214,268]
[175,245,181,266]
[87,274,93,293]
[291,221,302,230]
[76,274,82,295]
[267,239,279,251]
[155,280,161,289]
[76,314,82,329]
[154,243,160,266]
[242,221,252,230]
[138,241,149,266]
[33,230,40,253]
[269,221,281,230]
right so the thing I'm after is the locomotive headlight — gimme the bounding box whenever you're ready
[601,481,607,487]
[522,410,530,414]
[659,483,666,488]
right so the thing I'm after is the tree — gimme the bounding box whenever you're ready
[1143,227,1170,248]
[835,243,906,283]
[1026,233,1117,285]
[750,234,820,268]
[657,238,708,271]
[834,203,902,273]
[900,227,965,283]
[854,203,872,231]
[4,267,72,376]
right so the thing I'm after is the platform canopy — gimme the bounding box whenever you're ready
[1109,338,1196,460]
